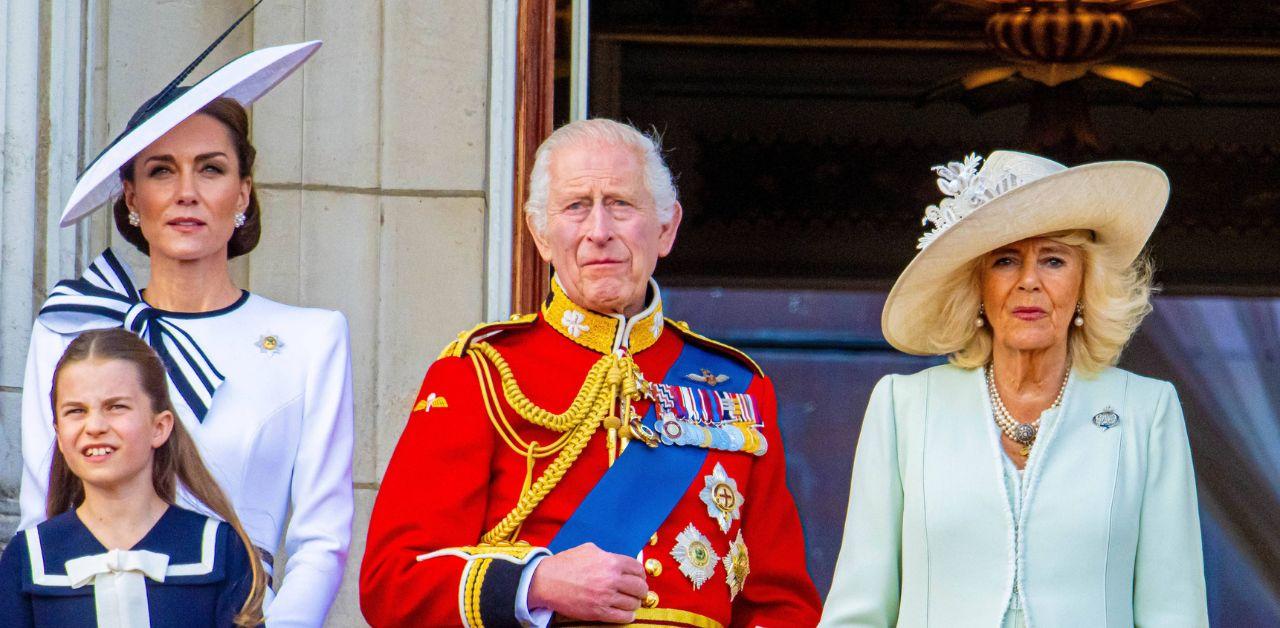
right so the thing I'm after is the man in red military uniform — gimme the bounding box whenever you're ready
[360,119,821,627]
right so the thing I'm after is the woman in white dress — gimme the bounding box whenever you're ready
[820,151,1208,627]
[18,15,351,627]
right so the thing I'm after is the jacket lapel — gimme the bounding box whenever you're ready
[1020,368,1128,626]
[921,366,1013,625]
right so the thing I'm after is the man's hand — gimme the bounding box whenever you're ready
[527,543,648,623]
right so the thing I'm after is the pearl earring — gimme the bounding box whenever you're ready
[975,305,985,328]
[1074,304,1084,327]
[128,211,141,227]
[233,213,246,228]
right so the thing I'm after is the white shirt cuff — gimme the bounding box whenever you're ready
[515,554,553,628]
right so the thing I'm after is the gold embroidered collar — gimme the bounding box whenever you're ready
[542,276,665,354]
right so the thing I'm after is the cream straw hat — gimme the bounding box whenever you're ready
[882,150,1169,355]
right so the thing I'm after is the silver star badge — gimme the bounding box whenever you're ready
[670,524,719,590]
[699,463,744,534]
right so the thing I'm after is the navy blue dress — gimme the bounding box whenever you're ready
[0,505,255,627]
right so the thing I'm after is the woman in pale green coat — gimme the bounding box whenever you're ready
[820,151,1209,627]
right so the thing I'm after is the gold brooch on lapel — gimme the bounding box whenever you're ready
[1093,406,1119,430]
[723,530,750,601]
[255,334,285,355]
[670,524,719,590]
[685,369,729,387]
[699,463,744,534]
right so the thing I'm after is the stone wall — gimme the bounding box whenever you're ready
[0,0,92,546]
[0,2,499,625]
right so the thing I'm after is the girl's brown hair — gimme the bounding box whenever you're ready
[112,96,262,259]
[48,328,265,627]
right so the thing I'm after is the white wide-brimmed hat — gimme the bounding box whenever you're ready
[882,150,1169,356]
[60,4,319,226]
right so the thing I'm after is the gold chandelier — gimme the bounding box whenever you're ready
[956,0,1177,85]
[931,0,1193,152]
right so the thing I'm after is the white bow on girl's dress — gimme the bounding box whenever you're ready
[65,549,170,628]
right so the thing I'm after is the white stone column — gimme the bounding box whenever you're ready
[0,0,93,542]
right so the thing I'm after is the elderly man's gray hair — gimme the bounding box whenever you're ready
[524,119,679,232]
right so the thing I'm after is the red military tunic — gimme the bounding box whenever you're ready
[361,280,820,627]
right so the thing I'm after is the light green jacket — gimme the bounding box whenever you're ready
[820,364,1209,627]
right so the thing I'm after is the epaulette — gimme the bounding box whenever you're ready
[438,314,538,359]
[665,319,765,377]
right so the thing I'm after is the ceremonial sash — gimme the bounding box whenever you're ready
[548,342,753,556]
[37,248,226,421]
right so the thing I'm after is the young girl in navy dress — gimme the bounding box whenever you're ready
[0,328,266,627]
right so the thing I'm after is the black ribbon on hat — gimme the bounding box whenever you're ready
[80,0,264,177]
[38,249,227,422]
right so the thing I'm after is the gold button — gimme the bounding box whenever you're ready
[649,534,658,546]
[643,591,659,608]
[644,558,662,577]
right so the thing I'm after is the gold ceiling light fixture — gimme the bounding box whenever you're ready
[928,0,1195,152]
[962,0,1175,85]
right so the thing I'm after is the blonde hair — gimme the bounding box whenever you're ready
[49,329,266,627]
[932,230,1154,374]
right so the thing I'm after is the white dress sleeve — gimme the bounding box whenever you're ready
[820,375,903,627]
[18,322,68,530]
[1132,382,1209,628]
[265,311,355,627]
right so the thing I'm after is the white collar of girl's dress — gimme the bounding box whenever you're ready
[24,517,219,587]
[23,516,221,628]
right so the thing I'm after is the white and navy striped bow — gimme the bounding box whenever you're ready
[38,248,225,421]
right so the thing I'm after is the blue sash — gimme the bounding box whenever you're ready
[548,343,753,556]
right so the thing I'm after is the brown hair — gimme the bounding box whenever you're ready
[112,97,261,259]
[48,328,265,627]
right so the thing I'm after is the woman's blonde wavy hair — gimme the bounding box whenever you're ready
[930,230,1155,375]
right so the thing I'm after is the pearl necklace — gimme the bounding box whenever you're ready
[985,363,1070,455]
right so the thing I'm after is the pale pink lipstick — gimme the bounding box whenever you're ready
[1012,306,1047,321]
[166,216,207,233]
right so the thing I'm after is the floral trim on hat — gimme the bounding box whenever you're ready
[918,153,1023,250]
